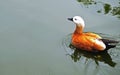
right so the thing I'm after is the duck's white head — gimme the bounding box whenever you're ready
[68,16,85,27]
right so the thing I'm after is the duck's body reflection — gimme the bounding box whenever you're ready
[69,44,116,67]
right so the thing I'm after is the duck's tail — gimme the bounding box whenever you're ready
[101,39,119,50]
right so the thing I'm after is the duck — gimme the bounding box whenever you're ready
[68,16,119,52]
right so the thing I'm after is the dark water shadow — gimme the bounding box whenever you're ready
[62,33,120,68]
[77,0,120,19]
[69,44,116,67]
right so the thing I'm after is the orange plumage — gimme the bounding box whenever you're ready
[72,32,105,51]
[68,16,118,52]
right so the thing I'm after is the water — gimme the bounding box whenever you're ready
[0,0,120,75]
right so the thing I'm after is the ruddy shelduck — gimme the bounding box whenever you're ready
[68,16,119,52]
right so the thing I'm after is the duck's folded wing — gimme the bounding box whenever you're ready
[100,39,119,50]
[91,39,106,51]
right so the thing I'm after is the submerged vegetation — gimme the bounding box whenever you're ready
[77,0,120,19]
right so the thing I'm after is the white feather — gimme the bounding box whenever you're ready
[95,39,106,50]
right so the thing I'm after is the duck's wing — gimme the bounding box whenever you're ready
[85,32,119,50]
[84,32,106,51]
[100,39,119,50]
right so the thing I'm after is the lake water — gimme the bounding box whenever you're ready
[0,0,120,75]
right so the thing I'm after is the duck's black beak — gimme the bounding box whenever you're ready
[68,18,73,21]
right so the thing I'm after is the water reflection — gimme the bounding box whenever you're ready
[77,0,120,19]
[69,44,116,67]
[62,33,119,68]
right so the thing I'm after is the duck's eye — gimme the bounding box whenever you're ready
[75,18,77,20]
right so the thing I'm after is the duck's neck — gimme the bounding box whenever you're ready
[74,24,84,34]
